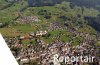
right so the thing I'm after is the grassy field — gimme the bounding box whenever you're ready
[0,27,24,37]
[0,25,36,37]
[13,25,36,33]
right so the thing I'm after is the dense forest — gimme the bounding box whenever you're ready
[69,0,100,11]
[28,0,66,6]
[28,0,100,8]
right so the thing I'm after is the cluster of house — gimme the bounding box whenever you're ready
[2,21,99,65]
[48,22,67,31]
[16,30,48,40]
[16,16,40,24]
[5,35,100,65]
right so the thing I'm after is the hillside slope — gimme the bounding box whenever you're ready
[0,0,100,32]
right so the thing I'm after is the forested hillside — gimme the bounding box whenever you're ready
[28,0,100,9]
[69,0,100,11]
[28,0,66,6]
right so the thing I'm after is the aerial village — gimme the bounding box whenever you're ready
[0,1,100,65]
[2,15,99,65]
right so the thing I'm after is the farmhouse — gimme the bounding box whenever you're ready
[20,36,31,39]
[0,23,3,27]
[35,30,48,36]
[30,30,48,37]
